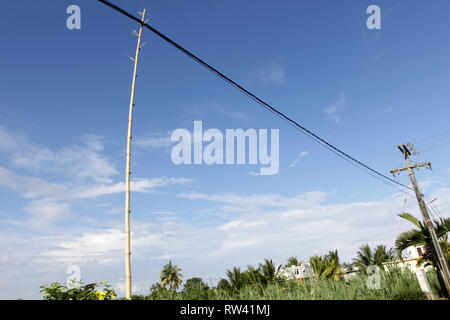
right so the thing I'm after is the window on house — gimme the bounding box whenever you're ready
[417,247,423,256]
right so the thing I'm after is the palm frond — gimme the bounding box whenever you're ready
[398,212,422,229]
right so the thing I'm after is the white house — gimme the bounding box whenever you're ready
[280,263,314,281]
[382,245,433,273]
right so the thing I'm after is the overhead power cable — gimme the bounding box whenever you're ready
[97,0,413,192]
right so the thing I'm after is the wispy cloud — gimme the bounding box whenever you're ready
[257,63,286,86]
[23,199,74,228]
[0,127,194,233]
[373,46,393,62]
[0,126,20,151]
[74,177,193,199]
[179,101,251,122]
[324,93,346,124]
[290,151,309,168]
[134,132,174,151]
[177,190,327,212]
[0,166,67,199]
[0,131,118,184]
[217,108,251,121]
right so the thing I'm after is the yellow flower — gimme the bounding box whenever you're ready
[97,291,107,300]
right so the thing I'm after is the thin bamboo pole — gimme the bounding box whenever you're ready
[125,8,146,300]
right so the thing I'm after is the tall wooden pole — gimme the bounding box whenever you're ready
[391,144,450,297]
[125,8,146,300]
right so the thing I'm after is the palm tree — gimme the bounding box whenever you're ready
[243,265,261,286]
[258,259,282,285]
[395,213,450,264]
[286,256,300,267]
[395,212,450,297]
[309,250,343,280]
[353,244,394,269]
[225,267,244,294]
[326,250,340,265]
[309,255,325,279]
[160,261,183,290]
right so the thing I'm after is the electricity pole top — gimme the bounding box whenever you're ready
[390,144,431,177]
[391,143,450,296]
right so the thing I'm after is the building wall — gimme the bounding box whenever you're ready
[280,263,313,280]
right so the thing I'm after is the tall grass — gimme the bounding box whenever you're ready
[137,267,437,300]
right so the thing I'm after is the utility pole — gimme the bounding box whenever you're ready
[124,8,148,300]
[390,143,450,296]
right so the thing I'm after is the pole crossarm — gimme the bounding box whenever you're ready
[390,161,432,175]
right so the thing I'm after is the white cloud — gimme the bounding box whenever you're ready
[217,109,251,121]
[0,130,118,184]
[23,199,73,228]
[0,166,67,199]
[134,133,174,150]
[290,151,309,168]
[182,101,251,122]
[42,228,124,265]
[74,177,193,199]
[0,126,19,151]
[257,63,286,86]
[0,128,194,236]
[178,190,328,213]
[324,93,346,124]
[115,281,141,295]
[2,186,449,299]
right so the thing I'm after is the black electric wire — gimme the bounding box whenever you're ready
[97,0,414,193]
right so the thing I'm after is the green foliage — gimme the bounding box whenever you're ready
[395,213,450,266]
[353,244,395,269]
[141,267,430,300]
[258,258,282,285]
[309,250,343,280]
[225,267,244,295]
[181,278,211,300]
[160,260,183,290]
[40,237,442,300]
[147,282,166,299]
[286,256,300,267]
[243,265,262,287]
[40,280,116,300]
[216,278,232,295]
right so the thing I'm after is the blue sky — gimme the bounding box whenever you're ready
[1,0,450,299]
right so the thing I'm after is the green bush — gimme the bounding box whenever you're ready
[40,280,116,300]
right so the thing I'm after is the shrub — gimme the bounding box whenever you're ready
[40,280,116,300]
